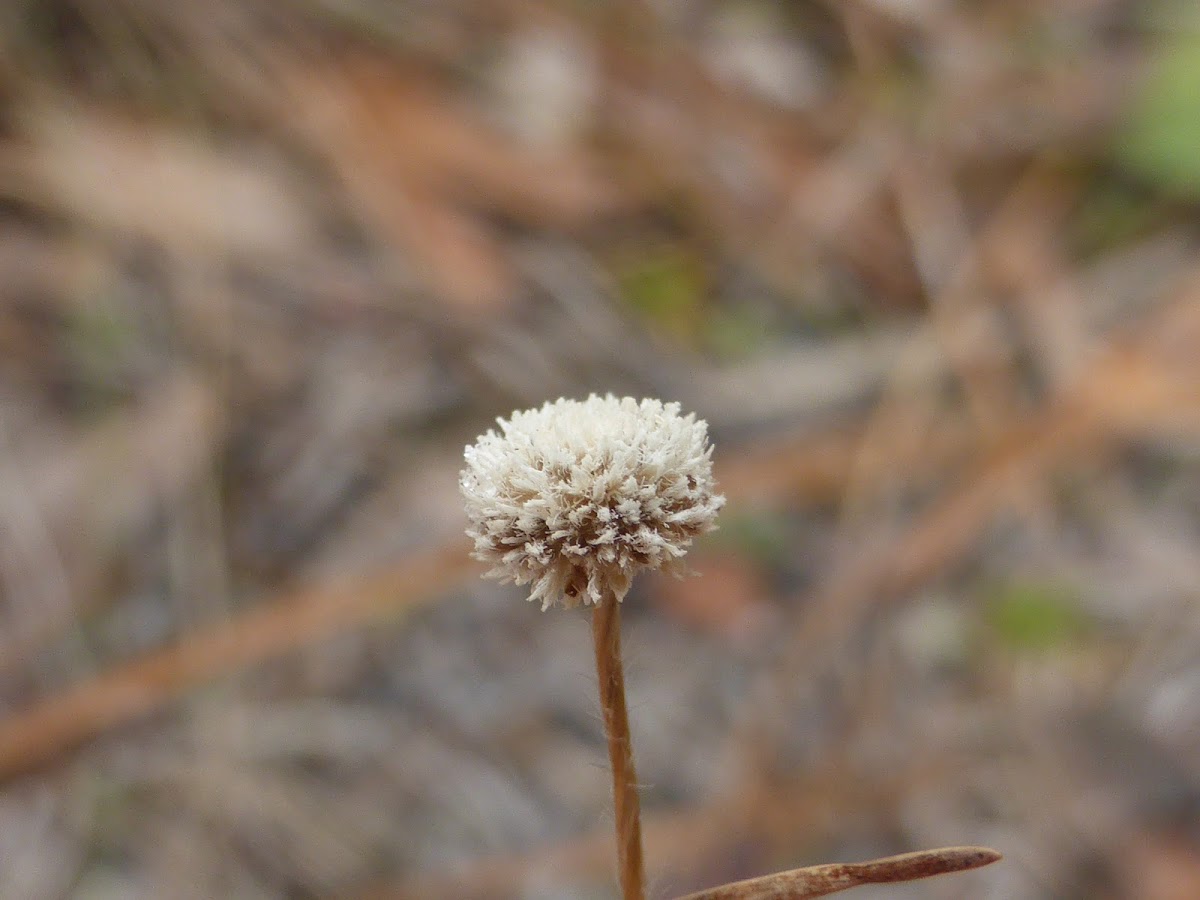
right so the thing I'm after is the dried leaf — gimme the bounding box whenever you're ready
[674,846,1001,899]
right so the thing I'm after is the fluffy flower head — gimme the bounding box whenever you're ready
[461,394,724,609]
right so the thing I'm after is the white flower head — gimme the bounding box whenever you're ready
[461,394,725,610]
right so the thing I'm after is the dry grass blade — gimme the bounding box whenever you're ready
[673,846,1002,900]
[0,542,469,782]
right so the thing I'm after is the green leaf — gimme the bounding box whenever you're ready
[617,249,705,340]
[708,511,791,566]
[704,307,769,360]
[1116,31,1200,196]
[985,581,1089,653]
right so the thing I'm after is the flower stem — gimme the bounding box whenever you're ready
[592,590,645,900]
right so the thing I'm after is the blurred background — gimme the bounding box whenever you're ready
[1,1,1199,897]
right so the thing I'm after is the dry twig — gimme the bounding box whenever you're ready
[674,846,1001,899]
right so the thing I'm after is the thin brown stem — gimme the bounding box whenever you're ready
[592,590,645,900]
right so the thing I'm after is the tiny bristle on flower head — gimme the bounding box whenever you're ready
[460,394,725,610]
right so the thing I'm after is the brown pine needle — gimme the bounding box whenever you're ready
[674,846,1002,899]
[0,542,468,782]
